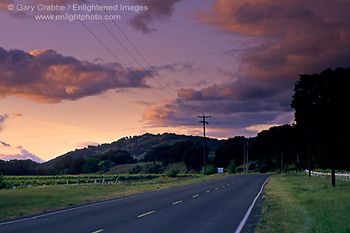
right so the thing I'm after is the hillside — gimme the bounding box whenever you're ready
[44,133,222,167]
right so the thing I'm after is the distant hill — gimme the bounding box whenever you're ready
[43,133,222,167]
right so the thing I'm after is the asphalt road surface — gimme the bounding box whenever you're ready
[0,174,270,233]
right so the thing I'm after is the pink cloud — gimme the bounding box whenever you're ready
[0,47,151,103]
[0,142,45,163]
[75,142,100,148]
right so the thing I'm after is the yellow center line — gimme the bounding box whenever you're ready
[172,200,183,205]
[215,187,219,190]
[192,194,199,198]
[205,190,210,193]
[92,230,104,233]
[137,210,156,218]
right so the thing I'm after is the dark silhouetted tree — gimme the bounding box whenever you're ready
[291,67,350,185]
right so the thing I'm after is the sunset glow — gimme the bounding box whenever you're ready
[1,0,349,162]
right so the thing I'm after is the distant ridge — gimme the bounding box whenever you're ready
[43,133,222,167]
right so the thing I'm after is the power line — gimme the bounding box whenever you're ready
[81,0,208,116]
[93,0,178,99]
[59,0,171,102]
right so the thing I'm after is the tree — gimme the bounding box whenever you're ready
[99,150,135,165]
[214,136,246,168]
[82,157,100,174]
[98,160,115,173]
[183,143,208,171]
[143,141,194,166]
[291,67,350,185]
[99,150,136,165]
[71,157,86,174]
[54,155,73,174]
[253,125,297,173]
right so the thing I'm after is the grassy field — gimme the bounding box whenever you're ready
[0,173,229,220]
[256,173,350,233]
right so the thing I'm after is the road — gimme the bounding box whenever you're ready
[0,174,270,233]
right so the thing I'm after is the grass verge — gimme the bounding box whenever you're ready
[256,173,350,233]
[0,174,230,220]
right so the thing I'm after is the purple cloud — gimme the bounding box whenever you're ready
[0,114,9,131]
[0,47,151,103]
[129,0,183,33]
[0,142,45,163]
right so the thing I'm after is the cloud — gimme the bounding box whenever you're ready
[131,100,154,106]
[194,0,350,74]
[129,0,183,33]
[0,141,45,163]
[0,141,10,147]
[154,62,204,74]
[140,0,350,137]
[0,114,9,131]
[76,141,100,148]
[0,47,151,103]
[142,97,294,138]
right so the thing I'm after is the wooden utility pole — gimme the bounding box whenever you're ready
[296,153,299,173]
[243,143,246,174]
[281,152,284,173]
[198,114,210,175]
[246,139,249,174]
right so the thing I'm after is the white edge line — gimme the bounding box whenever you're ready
[234,176,270,233]
[0,193,147,226]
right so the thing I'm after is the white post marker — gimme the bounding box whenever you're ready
[234,177,270,233]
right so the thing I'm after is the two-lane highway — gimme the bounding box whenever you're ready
[0,174,270,233]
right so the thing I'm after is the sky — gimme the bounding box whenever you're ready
[1,0,350,162]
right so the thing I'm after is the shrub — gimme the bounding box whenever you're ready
[146,164,162,174]
[167,168,180,178]
[206,165,217,175]
[0,174,8,189]
[228,159,237,174]
[129,165,142,174]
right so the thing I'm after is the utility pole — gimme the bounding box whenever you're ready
[281,152,284,173]
[246,139,249,174]
[198,114,210,175]
[243,143,246,174]
[296,153,299,173]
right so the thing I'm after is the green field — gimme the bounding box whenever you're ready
[257,173,350,233]
[0,173,228,220]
